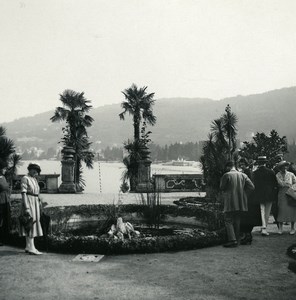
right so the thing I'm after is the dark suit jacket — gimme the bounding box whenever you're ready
[253,166,277,204]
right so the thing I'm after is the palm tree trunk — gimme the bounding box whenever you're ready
[134,120,140,141]
[133,112,141,141]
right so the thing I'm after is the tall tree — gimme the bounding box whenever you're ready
[239,130,287,168]
[200,105,238,194]
[119,84,156,141]
[50,89,94,191]
[119,84,156,191]
[223,104,238,160]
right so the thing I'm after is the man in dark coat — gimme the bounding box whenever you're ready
[239,158,261,245]
[220,161,254,247]
[253,156,278,236]
[271,154,284,225]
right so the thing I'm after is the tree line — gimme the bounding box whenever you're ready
[100,142,203,162]
[17,137,296,165]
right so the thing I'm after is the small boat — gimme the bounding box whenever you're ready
[162,159,197,167]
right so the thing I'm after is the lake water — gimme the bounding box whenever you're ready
[17,160,202,193]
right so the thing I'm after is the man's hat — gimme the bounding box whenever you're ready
[257,156,268,163]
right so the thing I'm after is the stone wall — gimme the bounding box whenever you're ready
[153,174,204,192]
[12,174,60,193]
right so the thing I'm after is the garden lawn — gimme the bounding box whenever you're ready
[0,224,295,300]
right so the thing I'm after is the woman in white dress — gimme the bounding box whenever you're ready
[276,161,296,235]
[19,163,43,255]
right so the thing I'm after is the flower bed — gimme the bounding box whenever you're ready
[8,199,226,255]
[8,228,225,255]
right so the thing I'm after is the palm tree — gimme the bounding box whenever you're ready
[223,104,238,160]
[0,126,22,188]
[50,89,94,191]
[119,84,156,141]
[201,105,238,195]
[119,84,156,191]
[51,89,93,133]
[0,127,15,160]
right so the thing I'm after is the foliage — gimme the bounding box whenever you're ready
[101,141,202,162]
[8,201,225,254]
[121,139,145,191]
[50,89,95,190]
[121,121,153,192]
[0,126,22,187]
[138,189,162,229]
[120,181,129,193]
[119,84,156,191]
[5,153,22,187]
[200,105,238,193]
[7,227,224,255]
[173,197,224,230]
[239,130,287,168]
[119,84,156,141]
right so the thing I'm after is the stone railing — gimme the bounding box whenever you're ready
[12,174,60,194]
[152,174,204,192]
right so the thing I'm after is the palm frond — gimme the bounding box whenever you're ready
[50,107,70,122]
[0,137,15,160]
[0,126,6,137]
[83,115,94,127]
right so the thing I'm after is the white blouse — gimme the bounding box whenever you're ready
[21,175,40,195]
[276,171,296,188]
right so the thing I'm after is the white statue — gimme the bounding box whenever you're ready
[108,217,140,240]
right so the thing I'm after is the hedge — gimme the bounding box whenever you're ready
[7,228,226,255]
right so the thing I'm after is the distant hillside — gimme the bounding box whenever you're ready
[2,87,296,154]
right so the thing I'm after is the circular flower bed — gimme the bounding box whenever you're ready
[8,200,226,254]
[8,228,225,255]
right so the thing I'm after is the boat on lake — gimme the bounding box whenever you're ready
[162,159,199,167]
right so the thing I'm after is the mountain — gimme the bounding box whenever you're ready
[1,87,296,154]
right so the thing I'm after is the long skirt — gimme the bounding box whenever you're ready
[277,187,296,222]
[0,202,11,241]
[241,193,261,232]
[19,195,43,238]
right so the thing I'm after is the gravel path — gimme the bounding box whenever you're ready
[1,224,295,300]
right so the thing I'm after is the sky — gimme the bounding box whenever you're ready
[1,0,296,122]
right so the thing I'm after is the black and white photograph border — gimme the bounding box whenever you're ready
[0,1,296,299]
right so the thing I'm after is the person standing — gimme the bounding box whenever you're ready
[273,154,284,175]
[271,154,284,226]
[19,163,43,255]
[253,156,278,236]
[220,160,255,247]
[0,160,11,246]
[276,161,296,235]
[239,158,261,245]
